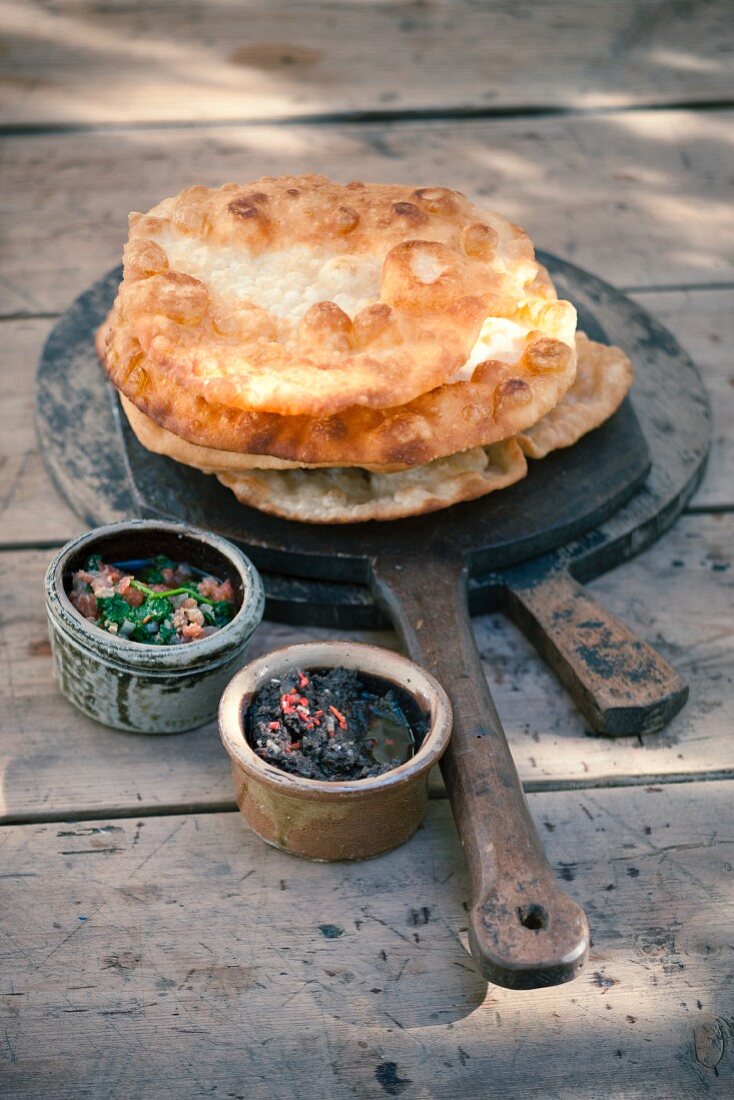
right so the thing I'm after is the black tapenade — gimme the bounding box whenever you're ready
[247,667,428,782]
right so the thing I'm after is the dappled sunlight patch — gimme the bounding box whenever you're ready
[611,110,734,147]
[648,47,729,75]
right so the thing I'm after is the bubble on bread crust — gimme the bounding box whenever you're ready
[123,240,169,280]
[150,333,176,355]
[353,302,393,346]
[331,206,360,234]
[126,359,149,396]
[217,305,277,342]
[524,336,570,373]
[412,187,459,216]
[527,263,558,300]
[508,224,535,259]
[172,206,207,235]
[299,301,354,353]
[228,199,259,219]
[410,248,447,285]
[180,185,209,200]
[227,197,271,238]
[392,201,428,225]
[517,334,633,460]
[494,377,533,415]
[299,174,330,188]
[141,272,209,325]
[212,313,240,336]
[462,222,499,259]
[461,402,486,424]
[508,298,577,351]
[301,300,353,330]
[381,241,468,314]
[516,260,541,286]
[151,229,382,324]
[131,215,169,239]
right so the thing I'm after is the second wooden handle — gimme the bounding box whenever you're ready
[504,567,688,735]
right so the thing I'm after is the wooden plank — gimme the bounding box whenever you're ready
[2,1,733,128]
[0,319,83,546]
[631,287,734,510]
[1,513,731,820]
[2,110,734,318]
[475,510,734,786]
[1,783,733,1097]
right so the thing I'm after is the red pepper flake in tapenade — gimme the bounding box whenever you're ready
[329,705,348,730]
[246,667,430,782]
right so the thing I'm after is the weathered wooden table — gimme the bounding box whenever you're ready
[1,4,733,1096]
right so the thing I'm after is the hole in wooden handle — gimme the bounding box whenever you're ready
[517,903,548,931]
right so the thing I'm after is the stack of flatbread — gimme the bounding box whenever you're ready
[98,176,632,523]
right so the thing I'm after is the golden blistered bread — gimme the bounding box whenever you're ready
[103,301,576,470]
[120,396,323,472]
[118,333,632,523]
[119,332,629,473]
[516,333,633,459]
[113,176,577,417]
[100,174,633,523]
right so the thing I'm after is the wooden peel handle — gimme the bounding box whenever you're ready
[503,565,688,735]
[370,553,589,990]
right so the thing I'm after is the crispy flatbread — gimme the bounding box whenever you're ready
[116,330,622,477]
[120,395,320,471]
[118,332,632,524]
[516,333,632,458]
[102,298,576,469]
[112,175,576,417]
[216,440,528,524]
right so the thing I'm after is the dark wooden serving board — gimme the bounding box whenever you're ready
[37,253,710,991]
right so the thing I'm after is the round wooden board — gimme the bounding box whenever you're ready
[36,253,710,627]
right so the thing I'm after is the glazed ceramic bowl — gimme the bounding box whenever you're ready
[45,520,265,734]
[219,641,452,861]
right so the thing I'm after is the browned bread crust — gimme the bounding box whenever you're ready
[517,333,633,458]
[113,175,576,417]
[101,298,576,469]
[215,440,528,524]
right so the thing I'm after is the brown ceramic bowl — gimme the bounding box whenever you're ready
[218,641,452,861]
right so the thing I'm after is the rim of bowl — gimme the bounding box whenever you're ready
[219,641,453,797]
[45,519,265,669]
